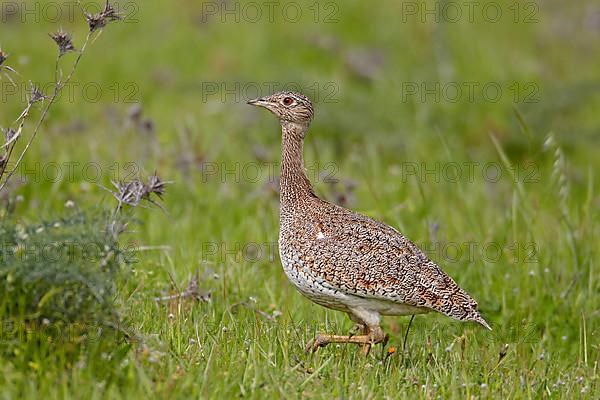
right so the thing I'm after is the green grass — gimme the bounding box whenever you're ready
[0,0,599,398]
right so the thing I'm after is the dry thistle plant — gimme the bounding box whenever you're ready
[48,30,76,56]
[0,1,122,192]
[100,172,171,243]
[100,172,171,213]
[84,1,122,32]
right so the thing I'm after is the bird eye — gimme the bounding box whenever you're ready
[282,97,294,106]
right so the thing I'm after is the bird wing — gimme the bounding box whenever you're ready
[305,202,488,326]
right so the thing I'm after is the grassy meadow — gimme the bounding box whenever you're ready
[0,0,599,398]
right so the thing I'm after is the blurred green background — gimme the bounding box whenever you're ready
[0,0,599,398]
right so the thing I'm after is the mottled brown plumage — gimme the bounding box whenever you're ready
[248,91,490,354]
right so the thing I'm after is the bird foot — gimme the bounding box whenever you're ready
[360,333,389,356]
[305,334,331,353]
[305,327,386,355]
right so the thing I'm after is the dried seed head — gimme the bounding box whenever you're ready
[100,1,122,22]
[85,1,122,32]
[145,173,167,198]
[85,12,107,32]
[114,179,145,207]
[0,50,17,85]
[49,29,76,56]
[28,81,47,105]
[103,173,170,212]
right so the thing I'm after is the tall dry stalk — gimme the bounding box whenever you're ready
[0,1,122,192]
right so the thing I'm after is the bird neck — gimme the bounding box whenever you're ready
[279,121,315,207]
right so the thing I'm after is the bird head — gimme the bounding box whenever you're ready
[247,91,314,126]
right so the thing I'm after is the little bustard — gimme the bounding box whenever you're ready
[248,91,491,354]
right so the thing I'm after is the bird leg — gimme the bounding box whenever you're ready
[353,324,372,356]
[305,326,385,356]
